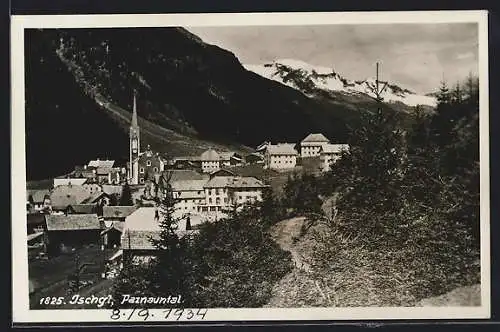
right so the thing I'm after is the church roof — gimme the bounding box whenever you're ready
[131,90,139,128]
[200,149,220,161]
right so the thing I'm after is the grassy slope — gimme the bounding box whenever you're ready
[266,217,480,307]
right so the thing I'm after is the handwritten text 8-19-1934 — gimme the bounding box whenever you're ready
[110,308,209,321]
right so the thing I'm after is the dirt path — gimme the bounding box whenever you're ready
[269,217,311,272]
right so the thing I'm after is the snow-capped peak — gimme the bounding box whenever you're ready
[244,60,437,108]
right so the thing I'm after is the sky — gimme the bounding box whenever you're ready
[187,23,479,94]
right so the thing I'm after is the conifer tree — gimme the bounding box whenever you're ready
[119,182,133,206]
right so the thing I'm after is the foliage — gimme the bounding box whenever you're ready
[308,75,481,303]
[188,207,293,307]
[118,183,134,206]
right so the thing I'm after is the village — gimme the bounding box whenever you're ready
[26,93,349,308]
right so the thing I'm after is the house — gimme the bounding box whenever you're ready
[44,214,101,256]
[209,169,236,178]
[171,156,201,170]
[27,189,51,212]
[256,141,271,154]
[121,207,198,263]
[72,165,98,183]
[53,177,88,188]
[26,212,47,234]
[200,149,221,173]
[300,133,331,158]
[80,192,113,214]
[102,184,124,197]
[88,159,115,169]
[65,204,97,215]
[107,167,127,185]
[219,152,243,167]
[103,206,137,223]
[82,182,102,196]
[170,179,208,218]
[201,176,268,219]
[49,184,91,211]
[245,152,264,165]
[319,144,350,172]
[264,143,298,170]
[101,222,124,249]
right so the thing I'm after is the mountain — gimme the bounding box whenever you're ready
[244,59,437,109]
[25,28,413,181]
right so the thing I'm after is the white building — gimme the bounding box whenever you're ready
[171,179,208,218]
[319,144,349,172]
[264,143,298,170]
[53,177,88,188]
[88,159,115,168]
[300,133,331,158]
[201,176,267,220]
[82,182,102,196]
[200,149,221,173]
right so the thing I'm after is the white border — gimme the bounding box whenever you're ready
[11,10,490,323]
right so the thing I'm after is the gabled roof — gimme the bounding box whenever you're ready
[45,214,101,231]
[103,206,137,219]
[320,143,350,154]
[122,207,202,250]
[53,178,88,187]
[27,189,50,203]
[209,169,236,177]
[171,179,208,192]
[200,149,220,161]
[162,170,207,182]
[301,133,330,143]
[102,185,124,195]
[256,141,271,151]
[50,185,91,210]
[81,191,110,204]
[27,213,47,225]
[88,159,115,168]
[67,204,97,214]
[204,176,267,189]
[266,144,298,156]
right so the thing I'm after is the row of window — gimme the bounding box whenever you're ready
[139,167,159,173]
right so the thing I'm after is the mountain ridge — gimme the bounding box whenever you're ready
[244,59,437,108]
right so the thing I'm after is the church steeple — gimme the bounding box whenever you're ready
[131,89,138,129]
[129,90,140,184]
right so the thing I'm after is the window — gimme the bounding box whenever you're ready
[146,160,151,166]
[224,198,227,203]
[239,196,242,200]
[216,189,220,195]
[153,167,158,172]
[216,197,220,204]
[140,167,144,173]
[140,178,144,183]
[209,198,212,204]
[198,191,201,195]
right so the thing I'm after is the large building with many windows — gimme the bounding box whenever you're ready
[300,133,331,158]
[264,143,298,170]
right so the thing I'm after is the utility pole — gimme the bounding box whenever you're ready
[368,62,389,103]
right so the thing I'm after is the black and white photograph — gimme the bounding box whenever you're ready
[11,11,490,322]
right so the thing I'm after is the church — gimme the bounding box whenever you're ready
[128,91,168,185]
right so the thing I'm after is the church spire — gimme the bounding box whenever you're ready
[131,89,138,129]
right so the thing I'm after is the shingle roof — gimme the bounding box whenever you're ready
[301,133,330,143]
[204,176,267,189]
[171,179,208,192]
[88,159,115,168]
[102,185,124,195]
[27,213,47,225]
[67,204,97,214]
[53,178,88,187]
[200,149,220,161]
[266,144,298,156]
[103,206,137,219]
[81,191,109,204]
[27,189,50,203]
[161,170,207,182]
[122,208,202,250]
[50,185,91,209]
[320,144,350,154]
[45,214,101,231]
[96,167,113,175]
